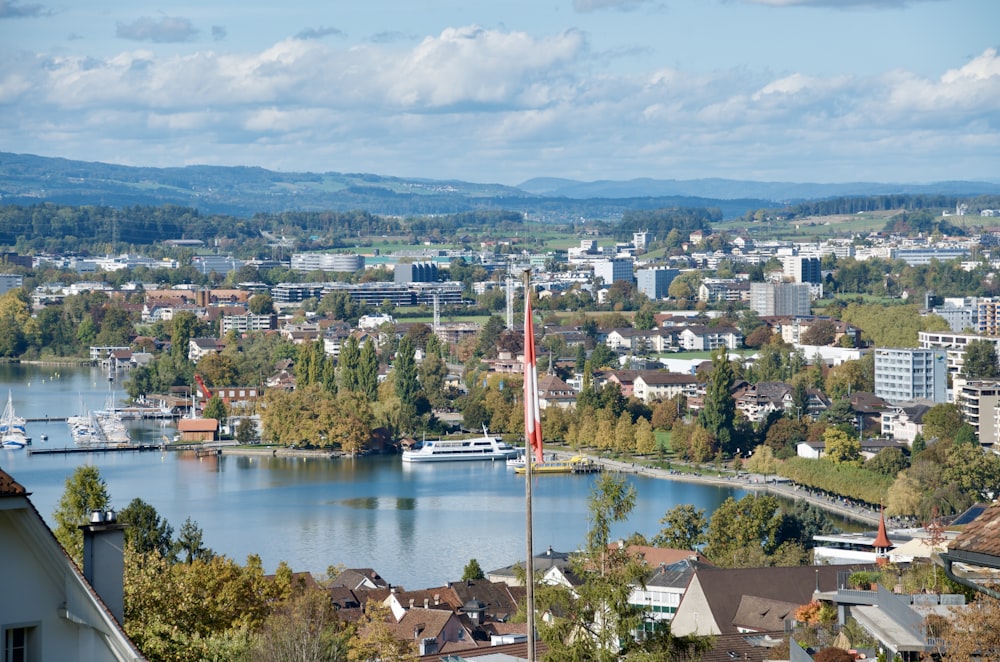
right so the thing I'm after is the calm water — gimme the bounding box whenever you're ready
[0,364,746,589]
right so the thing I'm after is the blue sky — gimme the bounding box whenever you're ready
[1,0,998,186]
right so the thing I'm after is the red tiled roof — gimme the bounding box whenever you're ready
[0,469,27,496]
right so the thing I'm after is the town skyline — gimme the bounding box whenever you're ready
[1,0,998,186]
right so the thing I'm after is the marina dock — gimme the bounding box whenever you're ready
[28,443,164,455]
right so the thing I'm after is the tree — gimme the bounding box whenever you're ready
[462,558,485,581]
[248,293,275,315]
[703,495,790,568]
[119,497,175,559]
[962,338,1000,379]
[394,335,421,429]
[53,465,111,566]
[652,504,707,550]
[253,588,349,662]
[865,447,909,477]
[348,601,417,662]
[236,416,256,444]
[634,418,657,455]
[357,339,379,401]
[800,320,837,346]
[922,403,964,444]
[174,517,213,564]
[203,394,228,430]
[698,347,735,454]
[338,336,361,392]
[823,427,861,464]
[534,474,649,660]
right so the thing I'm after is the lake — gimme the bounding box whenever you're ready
[0,364,746,589]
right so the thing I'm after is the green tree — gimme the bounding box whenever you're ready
[248,293,275,315]
[236,417,256,444]
[173,517,213,564]
[357,339,379,401]
[253,588,349,662]
[698,347,736,455]
[170,311,199,361]
[865,446,909,477]
[962,338,1000,379]
[652,504,707,550]
[119,497,175,559]
[203,394,228,430]
[338,336,361,392]
[922,403,964,444]
[534,474,646,660]
[53,465,111,566]
[394,335,421,428]
[462,558,485,581]
[703,495,791,568]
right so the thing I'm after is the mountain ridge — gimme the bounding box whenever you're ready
[2,151,997,219]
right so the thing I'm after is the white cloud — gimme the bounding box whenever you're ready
[116,16,198,43]
[573,0,652,12]
[2,26,998,183]
[740,0,944,7]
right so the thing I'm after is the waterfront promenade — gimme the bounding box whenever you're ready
[574,452,882,527]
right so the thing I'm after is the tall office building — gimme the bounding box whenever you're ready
[874,348,948,404]
[781,255,822,284]
[636,267,678,300]
[749,282,811,317]
[594,258,634,285]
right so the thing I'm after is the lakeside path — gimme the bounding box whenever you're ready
[572,452,882,528]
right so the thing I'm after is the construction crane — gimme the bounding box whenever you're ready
[193,374,212,413]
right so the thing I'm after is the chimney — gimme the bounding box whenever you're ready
[80,509,127,623]
[434,593,440,605]
[409,599,414,609]
[424,598,429,608]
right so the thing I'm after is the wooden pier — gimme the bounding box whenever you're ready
[28,444,163,455]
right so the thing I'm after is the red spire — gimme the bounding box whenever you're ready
[873,507,892,565]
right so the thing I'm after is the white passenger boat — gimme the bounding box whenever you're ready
[402,429,518,463]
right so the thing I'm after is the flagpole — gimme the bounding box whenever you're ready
[523,268,536,662]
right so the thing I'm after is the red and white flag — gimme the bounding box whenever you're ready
[523,289,544,464]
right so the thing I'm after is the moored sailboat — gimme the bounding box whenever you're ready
[1,390,29,449]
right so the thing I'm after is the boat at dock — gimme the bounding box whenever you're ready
[513,455,601,475]
[1,390,29,449]
[402,429,518,463]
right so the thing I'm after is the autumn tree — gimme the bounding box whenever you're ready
[823,427,861,464]
[53,465,111,566]
[348,601,417,662]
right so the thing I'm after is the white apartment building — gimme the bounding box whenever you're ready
[874,348,948,404]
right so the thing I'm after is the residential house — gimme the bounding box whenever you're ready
[670,564,857,637]
[537,373,576,410]
[677,325,742,351]
[187,337,225,362]
[880,400,935,445]
[487,547,572,587]
[632,372,700,404]
[0,469,147,661]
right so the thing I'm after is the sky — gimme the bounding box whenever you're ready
[1,0,998,187]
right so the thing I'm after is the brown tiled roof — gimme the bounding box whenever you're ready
[673,631,786,662]
[949,502,1000,560]
[418,640,549,661]
[0,469,27,496]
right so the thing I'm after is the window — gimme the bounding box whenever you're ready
[4,626,36,662]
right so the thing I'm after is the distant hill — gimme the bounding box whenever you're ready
[518,176,1000,202]
[2,151,995,220]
